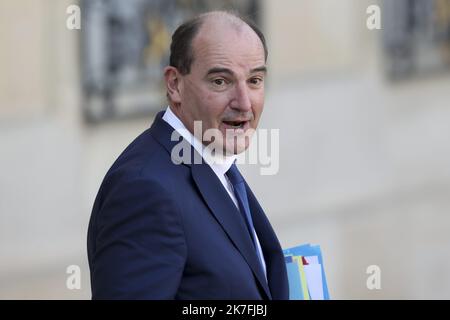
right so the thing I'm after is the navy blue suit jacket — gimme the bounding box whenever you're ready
[87,111,289,299]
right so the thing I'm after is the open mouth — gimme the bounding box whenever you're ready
[222,120,248,129]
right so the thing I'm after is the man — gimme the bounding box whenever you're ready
[87,11,288,300]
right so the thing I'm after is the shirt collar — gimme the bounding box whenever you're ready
[162,106,236,175]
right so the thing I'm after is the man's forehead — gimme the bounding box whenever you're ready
[194,49,265,76]
[192,27,265,71]
[196,41,264,61]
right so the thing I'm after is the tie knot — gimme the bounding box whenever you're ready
[226,163,244,186]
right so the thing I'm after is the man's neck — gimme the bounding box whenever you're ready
[162,106,237,173]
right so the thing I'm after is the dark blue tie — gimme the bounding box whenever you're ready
[226,163,266,273]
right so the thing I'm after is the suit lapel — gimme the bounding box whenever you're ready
[191,162,272,300]
[246,185,289,300]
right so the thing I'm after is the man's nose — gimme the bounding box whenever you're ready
[230,82,252,112]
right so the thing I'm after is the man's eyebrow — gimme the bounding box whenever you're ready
[206,67,234,76]
[206,66,267,76]
[250,66,267,74]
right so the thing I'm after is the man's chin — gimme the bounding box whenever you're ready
[224,140,249,155]
[205,130,253,156]
[222,129,255,155]
[205,140,248,156]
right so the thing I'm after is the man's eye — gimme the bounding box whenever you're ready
[213,78,226,86]
[250,77,263,85]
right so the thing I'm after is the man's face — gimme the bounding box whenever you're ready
[175,21,266,155]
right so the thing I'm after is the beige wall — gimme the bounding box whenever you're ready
[1,0,450,299]
[0,0,48,118]
[264,0,377,81]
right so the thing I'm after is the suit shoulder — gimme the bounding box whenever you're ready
[97,128,189,199]
[108,128,183,176]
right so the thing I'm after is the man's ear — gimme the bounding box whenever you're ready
[164,66,182,104]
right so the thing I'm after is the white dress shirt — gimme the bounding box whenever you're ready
[162,106,267,279]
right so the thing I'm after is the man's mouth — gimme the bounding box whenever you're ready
[222,120,249,129]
